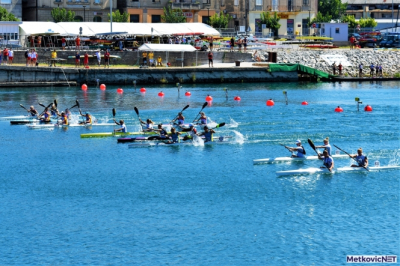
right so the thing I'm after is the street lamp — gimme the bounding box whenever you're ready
[207,7,210,25]
[83,5,86,22]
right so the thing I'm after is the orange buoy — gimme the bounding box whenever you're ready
[100,84,106,90]
[85,66,89,69]
[158,91,165,97]
[364,105,373,112]
[185,91,191,97]
[301,101,308,105]
[81,84,88,91]
[117,88,123,93]
[266,99,274,106]
[234,96,241,101]
[335,106,343,112]
[206,95,213,101]
[140,88,146,93]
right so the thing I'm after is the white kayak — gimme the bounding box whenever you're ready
[128,139,231,148]
[276,165,400,176]
[27,123,115,129]
[253,154,349,164]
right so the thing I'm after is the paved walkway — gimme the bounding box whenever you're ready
[197,62,259,68]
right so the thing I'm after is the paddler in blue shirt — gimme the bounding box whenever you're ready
[315,137,332,156]
[198,126,215,142]
[50,103,59,117]
[165,127,181,144]
[39,107,51,122]
[64,108,72,120]
[173,112,185,125]
[318,150,334,171]
[79,109,92,125]
[350,148,369,168]
[287,140,306,158]
[194,112,207,125]
[148,124,169,140]
[28,106,39,117]
[114,119,127,133]
[139,118,154,132]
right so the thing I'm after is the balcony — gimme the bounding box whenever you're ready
[171,0,201,10]
[266,5,302,12]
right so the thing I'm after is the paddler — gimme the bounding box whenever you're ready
[39,107,51,122]
[28,106,39,117]
[139,118,154,132]
[194,112,207,125]
[287,140,306,158]
[183,124,197,141]
[64,108,72,119]
[198,126,215,143]
[114,119,127,133]
[50,103,59,117]
[165,127,181,144]
[173,112,185,125]
[350,148,369,168]
[318,150,334,171]
[148,124,169,140]
[58,112,68,126]
[315,137,332,156]
[79,109,92,125]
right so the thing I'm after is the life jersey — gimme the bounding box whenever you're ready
[43,112,51,121]
[296,146,306,158]
[177,118,184,124]
[61,116,68,125]
[323,156,334,168]
[159,128,168,136]
[120,124,127,133]
[200,117,207,124]
[355,155,367,167]
[29,110,37,116]
[203,132,213,142]
[86,115,92,124]
[171,133,180,143]
[51,109,58,116]
[145,123,153,130]
[322,144,331,156]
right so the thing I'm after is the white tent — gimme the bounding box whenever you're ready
[20,22,69,36]
[138,43,197,51]
[57,22,95,36]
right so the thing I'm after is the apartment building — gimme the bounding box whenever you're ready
[345,0,400,20]
[22,0,116,22]
[248,0,317,36]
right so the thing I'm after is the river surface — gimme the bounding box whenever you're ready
[0,81,399,265]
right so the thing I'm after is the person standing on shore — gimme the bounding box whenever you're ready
[230,37,235,52]
[95,50,101,66]
[338,62,343,75]
[369,63,375,77]
[243,36,248,52]
[358,63,363,77]
[104,49,110,68]
[237,38,242,52]
[31,49,37,67]
[51,49,57,67]
[349,36,355,49]
[61,37,66,50]
[208,51,213,68]
[3,48,8,65]
[148,51,154,67]
[24,49,29,67]
[157,56,162,66]
[375,63,379,77]
[8,48,13,65]
[379,64,383,77]
[209,36,213,51]
[142,51,148,66]
[332,62,337,75]
[83,51,89,68]
[75,52,80,68]
[75,36,81,50]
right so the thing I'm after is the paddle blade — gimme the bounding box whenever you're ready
[76,100,80,108]
[308,138,316,151]
[134,107,139,116]
[38,102,46,108]
[20,104,26,110]
[112,108,116,117]
[182,105,189,112]
[216,122,226,128]
[54,99,58,108]
[201,102,208,109]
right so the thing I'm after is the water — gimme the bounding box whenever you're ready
[0,81,399,265]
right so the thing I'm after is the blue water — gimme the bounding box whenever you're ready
[0,81,399,265]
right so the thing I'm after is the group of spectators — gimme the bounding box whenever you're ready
[0,48,14,65]
[359,63,383,77]
[141,51,163,67]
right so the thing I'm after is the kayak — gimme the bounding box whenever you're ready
[276,165,400,176]
[27,123,115,129]
[253,154,349,164]
[67,55,121,59]
[118,135,232,143]
[1,115,33,120]
[11,120,47,125]
[81,131,158,138]
[128,139,231,148]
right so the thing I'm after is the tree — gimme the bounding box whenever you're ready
[209,12,232,29]
[318,0,347,21]
[51,8,75,22]
[258,12,281,36]
[108,10,129,22]
[0,6,19,21]
[310,11,331,25]
[358,17,378,28]
[161,5,186,23]
[341,15,357,28]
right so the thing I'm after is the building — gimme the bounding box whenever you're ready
[22,0,116,22]
[0,21,22,46]
[248,0,317,36]
[1,0,23,20]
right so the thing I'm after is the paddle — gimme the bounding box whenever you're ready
[38,102,46,108]
[279,143,292,152]
[192,102,208,123]
[134,106,141,121]
[283,91,288,105]
[38,102,54,118]
[333,144,369,171]
[171,104,189,124]
[54,99,58,108]
[19,104,29,112]
[112,108,116,134]
[308,138,331,172]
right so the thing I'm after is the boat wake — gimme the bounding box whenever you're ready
[232,130,245,144]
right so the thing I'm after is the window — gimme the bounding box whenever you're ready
[93,16,102,22]
[152,15,161,23]
[130,14,140,22]
[203,0,210,3]
[202,16,210,24]
[0,0,11,4]
[234,0,238,5]
[256,0,262,6]
[335,28,340,34]
[303,0,309,5]
[94,0,100,3]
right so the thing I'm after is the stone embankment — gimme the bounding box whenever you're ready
[256,49,400,77]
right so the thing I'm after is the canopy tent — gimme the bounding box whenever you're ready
[57,22,95,36]
[138,43,197,51]
[20,22,69,36]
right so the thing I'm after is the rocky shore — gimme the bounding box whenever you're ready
[256,49,400,77]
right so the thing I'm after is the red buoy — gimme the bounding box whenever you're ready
[158,91,165,97]
[81,84,88,91]
[140,88,146,93]
[85,66,89,69]
[206,95,213,102]
[185,91,191,97]
[301,101,308,105]
[100,84,106,90]
[335,106,343,112]
[266,99,274,106]
[364,105,373,112]
[234,96,241,101]
[117,88,123,93]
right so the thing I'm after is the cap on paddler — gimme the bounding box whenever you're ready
[296,139,301,144]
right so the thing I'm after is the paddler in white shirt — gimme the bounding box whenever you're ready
[287,139,306,158]
[350,148,369,168]
[315,137,332,156]
[183,123,197,141]
[114,119,127,133]
[318,150,334,171]
[139,118,154,132]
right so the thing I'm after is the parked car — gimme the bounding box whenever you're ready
[379,33,400,48]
